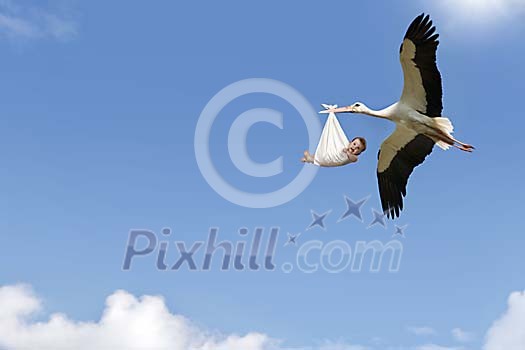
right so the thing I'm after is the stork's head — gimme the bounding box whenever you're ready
[320,102,369,114]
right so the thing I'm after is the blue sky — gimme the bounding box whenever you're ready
[2,1,525,349]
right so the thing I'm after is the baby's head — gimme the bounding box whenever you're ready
[348,137,367,155]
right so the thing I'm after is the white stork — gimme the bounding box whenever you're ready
[322,13,474,218]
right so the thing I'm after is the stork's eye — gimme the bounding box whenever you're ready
[355,104,361,107]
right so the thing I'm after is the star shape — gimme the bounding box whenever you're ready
[393,224,408,238]
[284,232,301,246]
[307,209,331,231]
[367,208,387,229]
[338,195,369,222]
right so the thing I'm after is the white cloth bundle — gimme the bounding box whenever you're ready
[313,104,350,167]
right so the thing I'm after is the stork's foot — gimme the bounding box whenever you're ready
[446,136,475,152]
[453,138,475,151]
[453,143,474,152]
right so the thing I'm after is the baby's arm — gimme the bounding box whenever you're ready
[343,148,358,163]
[347,153,358,163]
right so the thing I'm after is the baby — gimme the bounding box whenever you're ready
[301,136,367,166]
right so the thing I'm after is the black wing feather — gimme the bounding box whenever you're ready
[402,13,443,118]
[377,135,435,219]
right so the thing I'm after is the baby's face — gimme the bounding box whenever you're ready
[348,139,365,155]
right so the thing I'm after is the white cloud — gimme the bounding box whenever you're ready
[407,327,438,336]
[0,0,76,41]
[451,328,475,343]
[484,290,525,350]
[430,0,525,28]
[0,284,277,350]
[442,0,525,16]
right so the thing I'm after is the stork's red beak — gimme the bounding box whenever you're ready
[319,106,354,114]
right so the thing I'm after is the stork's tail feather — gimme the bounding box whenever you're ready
[433,117,454,150]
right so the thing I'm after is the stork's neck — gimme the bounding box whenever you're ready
[364,104,396,120]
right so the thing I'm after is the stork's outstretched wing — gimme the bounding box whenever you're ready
[399,13,442,118]
[377,126,434,218]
